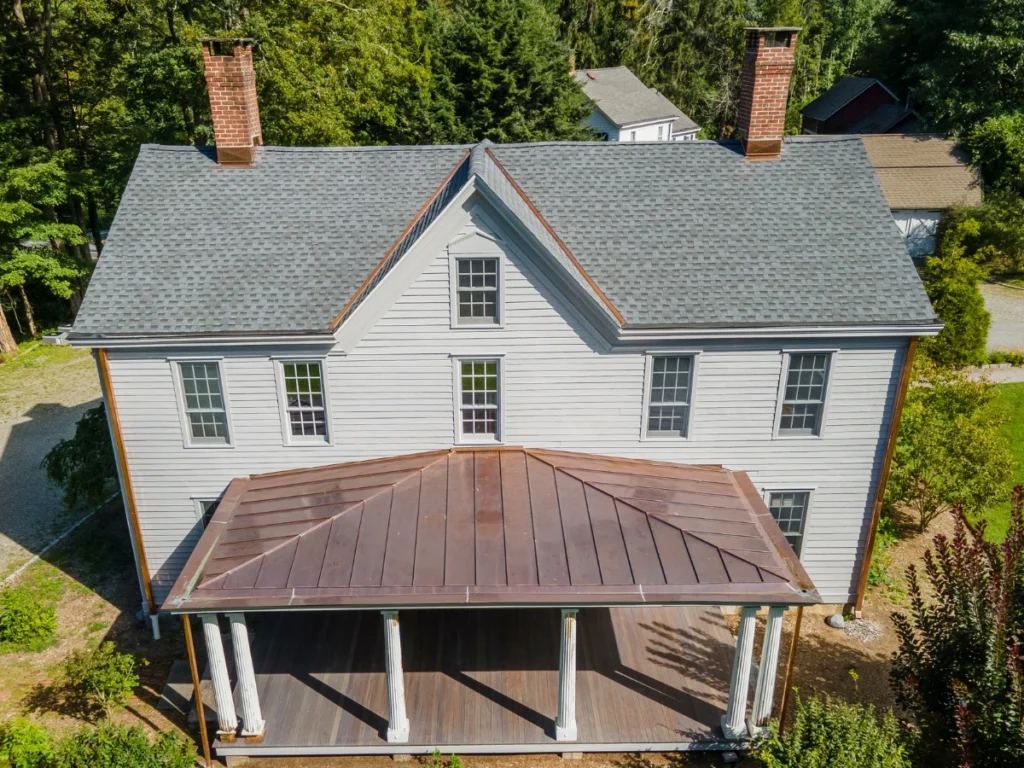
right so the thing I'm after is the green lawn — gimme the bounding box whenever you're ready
[980,382,1024,541]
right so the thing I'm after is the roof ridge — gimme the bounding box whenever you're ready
[197,450,453,591]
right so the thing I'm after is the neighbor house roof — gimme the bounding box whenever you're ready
[862,134,983,210]
[801,77,895,121]
[847,104,918,135]
[164,448,820,611]
[574,66,698,133]
[70,136,937,340]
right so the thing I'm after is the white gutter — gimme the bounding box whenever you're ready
[616,323,942,342]
[68,334,338,349]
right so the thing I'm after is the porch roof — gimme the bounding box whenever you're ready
[165,448,819,612]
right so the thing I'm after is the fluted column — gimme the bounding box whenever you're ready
[721,606,758,740]
[555,608,579,741]
[382,611,410,743]
[229,614,265,739]
[748,606,785,735]
[200,613,238,737]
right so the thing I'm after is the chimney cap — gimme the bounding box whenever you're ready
[742,26,802,32]
[200,36,255,44]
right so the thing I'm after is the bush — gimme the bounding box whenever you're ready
[0,586,57,653]
[41,405,117,511]
[891,488,1024,767]
[752,693,912,768]
[988,348,1024,366]
[920,252,990,367]
[885,362,1013,532]
[0,718,54,768]
[62,642,142,716]
[55,724,194,768]
[962,112,1024,197]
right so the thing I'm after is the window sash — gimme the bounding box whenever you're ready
[456,258,499,324]
[282,361,327,439]
[779,353,830,435]
[459,359,500,437]
[179,362,228,443]
[646,356,693,437]
[768,491,809,557]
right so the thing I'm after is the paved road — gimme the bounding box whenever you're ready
[0,347,102,577]
[982,283,1024,352]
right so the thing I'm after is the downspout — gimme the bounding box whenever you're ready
[853,337,917,617]
[94,348,160,637]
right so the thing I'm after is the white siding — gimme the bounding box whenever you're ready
[582,108,675,142]
[108,198,906,605]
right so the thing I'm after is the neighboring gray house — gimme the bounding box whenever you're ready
[69,31,938,762]
[574,66,699,141]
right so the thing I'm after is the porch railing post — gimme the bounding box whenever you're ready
[229,614,265,740]
[721,605,758,740]
[382,610,410,743]
[555,608,579,741]
[748,606,785,735]
[199,613,238,739]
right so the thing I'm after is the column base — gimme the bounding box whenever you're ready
[745,717,765,738]
[386,721,410,743]
[241,721,266,742]
[555,723,578,741]
[720,715,748,741]
[216,729,238,743]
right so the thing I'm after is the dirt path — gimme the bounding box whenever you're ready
[0,343,102,578]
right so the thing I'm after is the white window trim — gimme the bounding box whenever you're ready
[448,249,505,330]
[192,497,220,527]
[168,357,234,449]
[271,355,334,447]
[761,486,816,559]
[640,350,701,441]
[450,353,506,445]
[772,349,837,440]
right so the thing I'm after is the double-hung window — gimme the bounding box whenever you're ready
[644,355,695,438]
[455,257,499,325]
[458,359,500,440]
[778,352,831,436]
[178,362,230,445]
[768,491,810,557]
[281,361,328,441]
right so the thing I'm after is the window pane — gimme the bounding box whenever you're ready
[200,499,220,528]
[460,359,499,437]
[283,361,328,441]
[768,491,809,557]
[779,354,829,435]
[456,259,499,324]
[646,356,693,436]
[180,363,229,444]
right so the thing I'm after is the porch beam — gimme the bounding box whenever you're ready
[721,605,758,740]
[555,608,579,741]
[199,613,238,739]
[748,606,785,735]
[382,611,410,743]
[229,614,265,740]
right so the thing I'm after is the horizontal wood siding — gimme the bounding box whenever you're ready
[107,198,905,605]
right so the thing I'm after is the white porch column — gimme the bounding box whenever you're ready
[382,611,410,743]
[555,608,579,741]
[200,613,238,737]
[721,606,758,740]
[229,614,265,739]
[748,606,785,735]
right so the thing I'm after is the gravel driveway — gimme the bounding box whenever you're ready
[0,345,102,578]
[982,282,1024,352]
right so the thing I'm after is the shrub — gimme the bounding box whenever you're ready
[752,693,912,768]
[920,252,990,367]
[0,586,57,652]
[885,362,1013,532]
[962,112,1024,197]
[55,724,194,768]
[41,405,117,511]
[890,488,1024,767]
[0,718,54,768]
[988,348,1024,367]
[62,642,142,716]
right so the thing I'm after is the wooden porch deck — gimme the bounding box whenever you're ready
[215,606,736,756]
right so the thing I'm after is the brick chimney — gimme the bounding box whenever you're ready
[201,39,262,165]
[736,27,800,160]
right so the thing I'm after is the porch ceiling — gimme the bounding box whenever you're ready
[165,448,819,612]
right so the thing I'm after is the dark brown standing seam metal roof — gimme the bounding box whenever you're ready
[165,448,820,612]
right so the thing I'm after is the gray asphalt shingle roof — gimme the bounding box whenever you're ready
[801,77,889,121]
[71,137,936,339]
[574,67,698,132]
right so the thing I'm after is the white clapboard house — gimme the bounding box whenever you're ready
[574,66,700,141]
[70,28,938,763]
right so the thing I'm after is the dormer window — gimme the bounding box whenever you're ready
[455,257,499,325]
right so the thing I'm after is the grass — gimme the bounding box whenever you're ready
[997,273,1024,289]
[979,382,1024,541]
